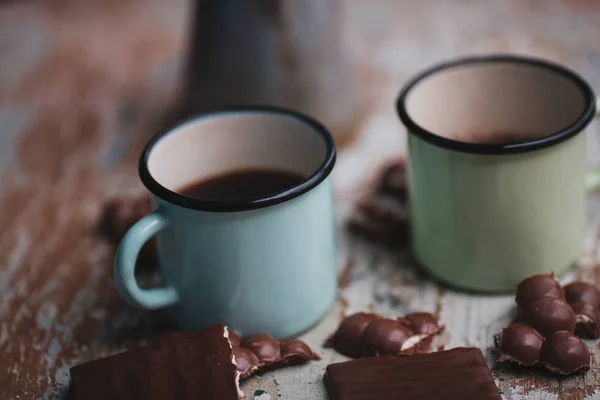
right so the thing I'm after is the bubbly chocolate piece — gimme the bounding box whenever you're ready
[70,325,240,400]
[515,273,565,307]
[361,319,412,356]
[233,334,319,379]
[564,282,600,308]
[233,347,259,379]
[329,312,382,358]
[540,331,590,375]
[324,347,501,400]
[563,282,600,339]
[280,338,321,361]
[400,312,442,336]
[327,311,444,358]
[241,334,281,363]
[228,331,242,348]
[570,301,600,338]
[496,322,544,366]
[520,297,575,336]
[497,274,594,375]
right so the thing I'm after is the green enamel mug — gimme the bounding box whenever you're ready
[396,55,599,292]
[114,107,337,338]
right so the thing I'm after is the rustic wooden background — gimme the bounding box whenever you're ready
[1,0,600,399]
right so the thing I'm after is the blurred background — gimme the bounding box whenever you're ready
[1,0,600,398]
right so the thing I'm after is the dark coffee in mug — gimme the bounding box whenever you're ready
[178,168,305,201]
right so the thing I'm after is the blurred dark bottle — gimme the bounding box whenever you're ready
[180,0,359,145]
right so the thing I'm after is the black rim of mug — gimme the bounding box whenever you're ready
[396,55,597,155]
[139,106,336,212]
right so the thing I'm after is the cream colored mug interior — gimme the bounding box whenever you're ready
[147,112,328,192]
[404,61,588,143]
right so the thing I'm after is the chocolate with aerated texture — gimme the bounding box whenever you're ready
[324,347,501,400]
[570,301,600,338]
[400,312,442,336]
[496,274,592,374]
[232,332,320,379]
[564,282,600,338]
[325,311,443,358]
[233,347,260,379]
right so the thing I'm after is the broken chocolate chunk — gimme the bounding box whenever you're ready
[399,312,443,336]
[361,318,413,357]
[70,324,240,400]
[515,273,565,308]
[324,347,501,400]
[495,322,544,366]
[233,347,260,379]
[327,312,382,358]
[539,331,590,375]
[570,301,600,339]
[228,331,242,348]
[496,274,593,375]
[563,281,600,339]
[241,333,281,363]
[280,338,320,362]
[233,333,320,379]
[520,297,575,336]
[326,311,443,358]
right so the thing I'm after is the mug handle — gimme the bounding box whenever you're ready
[585,97,600,192]
[114,211,180,309]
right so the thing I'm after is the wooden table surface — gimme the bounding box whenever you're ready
[2,0,600,399]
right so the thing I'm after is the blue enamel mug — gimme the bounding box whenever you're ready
[114,107,337,338]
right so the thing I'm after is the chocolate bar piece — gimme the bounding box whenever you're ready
[324,347,501,400]
[325,311,443,358]
[70,324,241,400]
[564,282,600,338]
[233,333,320,379]
[495,274,592,374]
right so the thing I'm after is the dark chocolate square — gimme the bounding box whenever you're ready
[324,347,501,400]
[70,324,239,400]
